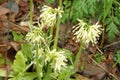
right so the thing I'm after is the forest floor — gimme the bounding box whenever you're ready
[0,0,120,80]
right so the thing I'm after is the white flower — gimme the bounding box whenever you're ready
[20,21,30,26]
[33,48,44,59]
[39,5,63,28]
[73,19,103,47]
[54,7,63,18]
[45,49,67,72]
[26,27,45,44]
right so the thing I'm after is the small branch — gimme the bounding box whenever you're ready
[96,46,104,54]
[21,12,30,22]
[103,41,120,49]
[88,55,119,80]
[10,22,30,32]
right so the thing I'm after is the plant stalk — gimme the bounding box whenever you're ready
[53,0,62,49]
[67,42,83,79]
[73,42,83,72]
[49,26,54,47]
[35,44,42,80]
[30,0,33,31]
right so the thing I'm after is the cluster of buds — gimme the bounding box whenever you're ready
[73,19,103,47]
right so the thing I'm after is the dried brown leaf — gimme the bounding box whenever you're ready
[0,6,9,16]
[10,41,20,51]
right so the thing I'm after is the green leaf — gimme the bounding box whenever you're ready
[102,0,114,21]
[12,31,23,41]
[46,0,55,5]
[0,68,13,77]
[0,54,4,64]
[20,72,37,80]
[63,0,71,9]
[81,3,88,15]
[58,66,74,80]
[89,6,96,17]
[115,50,120,65]
[13,51,27,73]
[0,53,12,65]
[61,10,69,23]
[106,22,119,42]
[71,10,80,23]
[0,0,3,2]
[104,17,112,25]
[21,44,33,60]
[94,53,106,63]
[113,16,120,25]
[72,0,80,9]
[62,49,74,65]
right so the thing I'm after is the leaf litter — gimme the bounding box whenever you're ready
[0,0,120,80]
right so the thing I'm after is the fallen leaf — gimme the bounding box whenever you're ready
[74,74,90,80]
[0,15,9,33]
[0,6,9,16]
[10,41,20,51]
[5,0,19,17]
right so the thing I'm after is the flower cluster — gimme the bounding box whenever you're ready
[39,5,63,28]
[45,49,67,72]
[25,5,63,44]
[73,19,103,47]
[25,27,45,44]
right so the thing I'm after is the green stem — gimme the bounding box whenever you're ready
[50,26,53,37]
[73,42,83,72]
[100,0,106,48]
[49,26,53,46]
[100,25,105,48]
[53,0,62,49]
[53,17,61,49]
[68,0,73,23]
[43,66,52,80]
[100,0,114,48]
[66,42,83,79]
[30,0,33,31]
[36,44,42,80]
[114,1,120,6]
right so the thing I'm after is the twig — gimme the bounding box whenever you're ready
[0,44,7,47]
[103,41,120,49]
[96,46,104,54]
[10,22,29,32]
[21,12,30,22]
[88,55,119,80]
